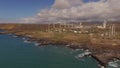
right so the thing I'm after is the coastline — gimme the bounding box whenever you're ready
[0,23,120,68]
[1,31,120,68]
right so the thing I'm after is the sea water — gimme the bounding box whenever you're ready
[0,34,119,68]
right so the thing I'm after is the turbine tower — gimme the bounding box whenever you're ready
[111,24,116,37]
[109,24,116,38]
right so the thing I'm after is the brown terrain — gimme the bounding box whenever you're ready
[0,23,120,67]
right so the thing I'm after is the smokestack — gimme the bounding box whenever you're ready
[103,20,107,29]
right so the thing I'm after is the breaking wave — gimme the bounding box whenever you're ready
[75,50,91,59]
[108,61,120,68]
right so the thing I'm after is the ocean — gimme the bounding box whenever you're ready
[0,34,119,68]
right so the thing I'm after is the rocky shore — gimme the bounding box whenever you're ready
[1,32,120,68]
[28,37,120,68]
[0,24,120,68]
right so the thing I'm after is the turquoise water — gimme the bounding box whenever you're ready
[0,34,119,68]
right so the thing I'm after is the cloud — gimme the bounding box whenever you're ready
[53,0,83,9]
[22,0,120,23]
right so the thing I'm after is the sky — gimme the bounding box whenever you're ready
[0,0,120,23]
[0,0,54,19]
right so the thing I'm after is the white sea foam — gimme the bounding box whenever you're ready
[75,50,91,59]
[100,66,105,68]
[66,45,70,47]
[34,43,40,46]
[75,49,81,51]
[24,40,31,43]
[13,35,18,38]
[22,37,26,40]
[98,64,105,68]
[108,61,119,68]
